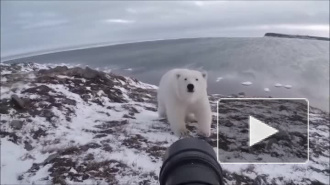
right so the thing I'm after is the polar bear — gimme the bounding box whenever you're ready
[157,68,212,137]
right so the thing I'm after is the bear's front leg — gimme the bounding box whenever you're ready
[167,105,189,137]
[194,101,212,137]
[185,113,197,123]
[157,98,166,119]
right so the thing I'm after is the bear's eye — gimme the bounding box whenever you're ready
[196,78,198,81]
[184,78,187,81]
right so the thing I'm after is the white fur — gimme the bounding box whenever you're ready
[157,68,212,137]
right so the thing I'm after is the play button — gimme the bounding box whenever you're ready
[249,116,278,147]
[217,98,309,164]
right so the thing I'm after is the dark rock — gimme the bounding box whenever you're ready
[84,154,94,161]
[122,134,148,149]
[17,175,24,180]
[23,85,54,95]
[83,128,114,135]
[128,93,145,102]
[144,106,157,112]
[24,141,33,151]
[123,114,136,119]
[32,128,47,139]
[310,180,326,185]
[238,92,245,96]
[34,75,59,84]
[93,134,108,139]
[0,131,20,144]
[103,89,126,103]
[94,120,128,129]
[39,66,68,74]
[11,94,25,109]
[82,174,89,180]
[279,105,288,111]
[146,146,167,159]
[122,104,139,114]
[52,176,67,185]
[252,175,268,185]
[66,67,85,77]
[41,176,49,181]
[10,120,24,130]
[43,153,61,164]
[224,121,233,127]
[91,99,104,106]
[27,163,41,173]
[0,105,9,114]
[40,109,55,122]
[71,86,91,96]
[61,147,81,155]
[84,142,102,149]
[102,144,113,152]
[81,94,91,101]
[83,67,100,79]
[64,98,76,106]
[240,129,248,133]
[52,66,69,72]
[65,66,103,79]
[231,94,238,98]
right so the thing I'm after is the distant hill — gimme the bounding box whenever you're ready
[265,33,330,41]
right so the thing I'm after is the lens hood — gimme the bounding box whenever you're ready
[159,138,224,185]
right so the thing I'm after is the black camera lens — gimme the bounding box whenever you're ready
[159,138,224,185]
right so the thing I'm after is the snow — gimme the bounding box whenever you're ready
[0,140,49,185]
[274,83,283,87]
[284,85,293,89]
[264,88,270,92]
[1,70,12,75]
[241,81,253,86]
[216,77,223,82]
[57,75,74,79]
[1,77,7,82]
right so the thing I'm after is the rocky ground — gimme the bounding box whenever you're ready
[0,63,329,185]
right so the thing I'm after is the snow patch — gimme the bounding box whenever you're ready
[274,83,283,87]
[216,77,223,82]
[241,81,253,86]
[284,85,293,89]
[264,88,270,92]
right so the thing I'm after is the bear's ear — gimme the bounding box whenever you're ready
[176,74,181,79]
[201,72,207,79]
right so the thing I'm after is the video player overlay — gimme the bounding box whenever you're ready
[217,99,308,164]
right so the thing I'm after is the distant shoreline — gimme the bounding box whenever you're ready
[264,33,330,41]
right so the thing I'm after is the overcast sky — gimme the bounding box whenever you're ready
[1,1,329,58]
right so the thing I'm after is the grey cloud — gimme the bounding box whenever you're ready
[1,1,329,58]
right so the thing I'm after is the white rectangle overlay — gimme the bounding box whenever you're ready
[216,98,309,165]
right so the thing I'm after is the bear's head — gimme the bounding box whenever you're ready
[175,69,207,103]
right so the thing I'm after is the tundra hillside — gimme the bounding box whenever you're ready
[0,63,329,185]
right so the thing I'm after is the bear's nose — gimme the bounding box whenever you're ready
[187,84,194,92]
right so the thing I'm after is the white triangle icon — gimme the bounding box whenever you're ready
[249,116,278,147]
